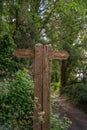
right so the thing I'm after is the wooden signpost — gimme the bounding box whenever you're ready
[15,44,69,130]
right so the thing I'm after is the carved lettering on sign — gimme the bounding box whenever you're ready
[15,49,34,58]
[51,50,69,60]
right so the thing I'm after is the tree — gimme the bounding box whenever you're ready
[44,0,87,88]
[0,0,87,86]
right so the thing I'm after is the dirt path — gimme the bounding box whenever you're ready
[54,95,87,130]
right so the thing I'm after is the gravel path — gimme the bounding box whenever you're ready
[54,96,87,130]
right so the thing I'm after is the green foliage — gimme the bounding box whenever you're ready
[51,113,71,130]
[51,81,61,95]
[45,0,87,87]
[50,97,72,130]
[1,0,87,85]
[0,34,18,75]
[0,70,71,130]
[0,1,87,128]
[0,70,34,130]
[66,83,87,104]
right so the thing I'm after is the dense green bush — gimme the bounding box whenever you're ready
[0,70,34,130]
[65,83,87,104]
[0,34,18,76]
[0,70,71,130]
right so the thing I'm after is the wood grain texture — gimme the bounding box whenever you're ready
[15,44,69,130]
[15,49,34,58]
[42,45,52,130]
[33,44,43,130]
[51,50,69,60]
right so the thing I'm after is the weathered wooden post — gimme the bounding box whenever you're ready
[15,43,69,130]
[42,45,52,130]
[33,44,43,130]
[42,46,69,130]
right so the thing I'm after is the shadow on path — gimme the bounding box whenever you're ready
[54,96,87,130]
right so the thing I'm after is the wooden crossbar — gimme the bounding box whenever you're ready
[51,50,69,60]
[15,49,34,58]
[15,49,69,60]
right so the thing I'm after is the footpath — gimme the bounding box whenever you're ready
[54,96,87,130]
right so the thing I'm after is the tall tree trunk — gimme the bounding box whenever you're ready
[61,61,67,88]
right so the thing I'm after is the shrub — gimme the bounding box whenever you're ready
[50,97,72,130]
[0,70,71,130]
[51,113,71,130]
[0,34,18,76]
[0,70,34,130]
[66,83,87,104]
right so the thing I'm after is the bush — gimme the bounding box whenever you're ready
[0,34,18,76]
[0,70,34,130]
[51,113,71,130]
[50,97,72,130]
[0,70,71,130]
[66,83,87,104]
